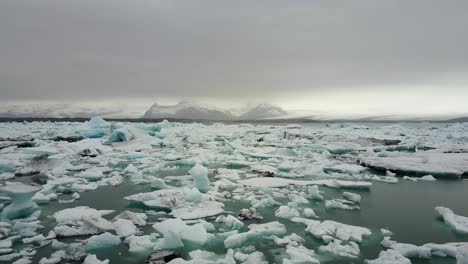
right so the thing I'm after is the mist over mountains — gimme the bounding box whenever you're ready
[0,102,290,120]
[0,101,465,122]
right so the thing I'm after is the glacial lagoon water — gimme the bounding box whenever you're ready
[28,175,468,264]
[0,121,467,263]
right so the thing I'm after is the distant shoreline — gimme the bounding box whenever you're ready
[0,117,466,123]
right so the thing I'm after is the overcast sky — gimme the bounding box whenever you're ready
[1,0,467,114]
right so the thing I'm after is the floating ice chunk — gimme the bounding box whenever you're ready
[457,244,468,264]
[402,176,418,181]
[106,127,135,143]
[275,206,300,220]
[283,245,320,264]
[53,206,114,237]
[381,237,432,258]
[125,189,185,209]
[238,208,263,220]
[319,239,360,258]
[78,117,110,138]
[239,177,372,189]
[435,207,468,235]
[325,199,360,210]
[372,175,398,184]
[270,233,304,247]
[251,164,277,176]
[53,206,113,225]
[0,182,41,220]
[303,208,317,218]
[124,234,159,253]
[83,254,110,264]
[32,192,58,204]
[224,221,287,248]
[215,215,244,230]
[293,218,371,243]
[153,218,209,249]
[172,200,224,220]
[76,167,105,180]
[307,186,324,200]
[420,175,436,181]
[359,152,468,177]
[114,211,147,226]
[251,197,280,208]
[381,228,393,237]
[113,219,138,237]
[184,188,202,203]
[86,232,121,251]
[365,249,411,264]
[189,164,210,193]
[326,164,367,174]
[288,193,309,204]
[343,192,361,203]
[12,258,33,264]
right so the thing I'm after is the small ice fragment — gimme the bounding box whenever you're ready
[435,207,468,235]
[343,192,361,203]
[83,254,109,264]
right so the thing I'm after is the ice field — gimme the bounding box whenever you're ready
[0,118,467,264]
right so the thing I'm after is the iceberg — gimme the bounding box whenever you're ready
[0,182,42,220]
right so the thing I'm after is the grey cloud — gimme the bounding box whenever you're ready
[0,0,467,106]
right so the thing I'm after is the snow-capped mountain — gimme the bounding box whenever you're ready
[238,104,289,120]
[143,101,233,120]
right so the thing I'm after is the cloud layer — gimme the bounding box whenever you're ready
[1,0,467,114]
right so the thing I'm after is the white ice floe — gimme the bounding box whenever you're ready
[359,152,468,177]
[343,192,361,203]
[275,206,300,220]
[86,232,121,250]
[52,206,114,237]
[153,218,210,250]
[215,215,244,230]
[325,199,360,210]
[319,239,361,258]
[435,206,468,235]
[283,245,320,264]
[365,249,411,264]
[83,254,110,264]
[239,177,372,189]
[125,188,223,219]
[292,218,371,243]
[189,164,211,193]
[224,221,287,248]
